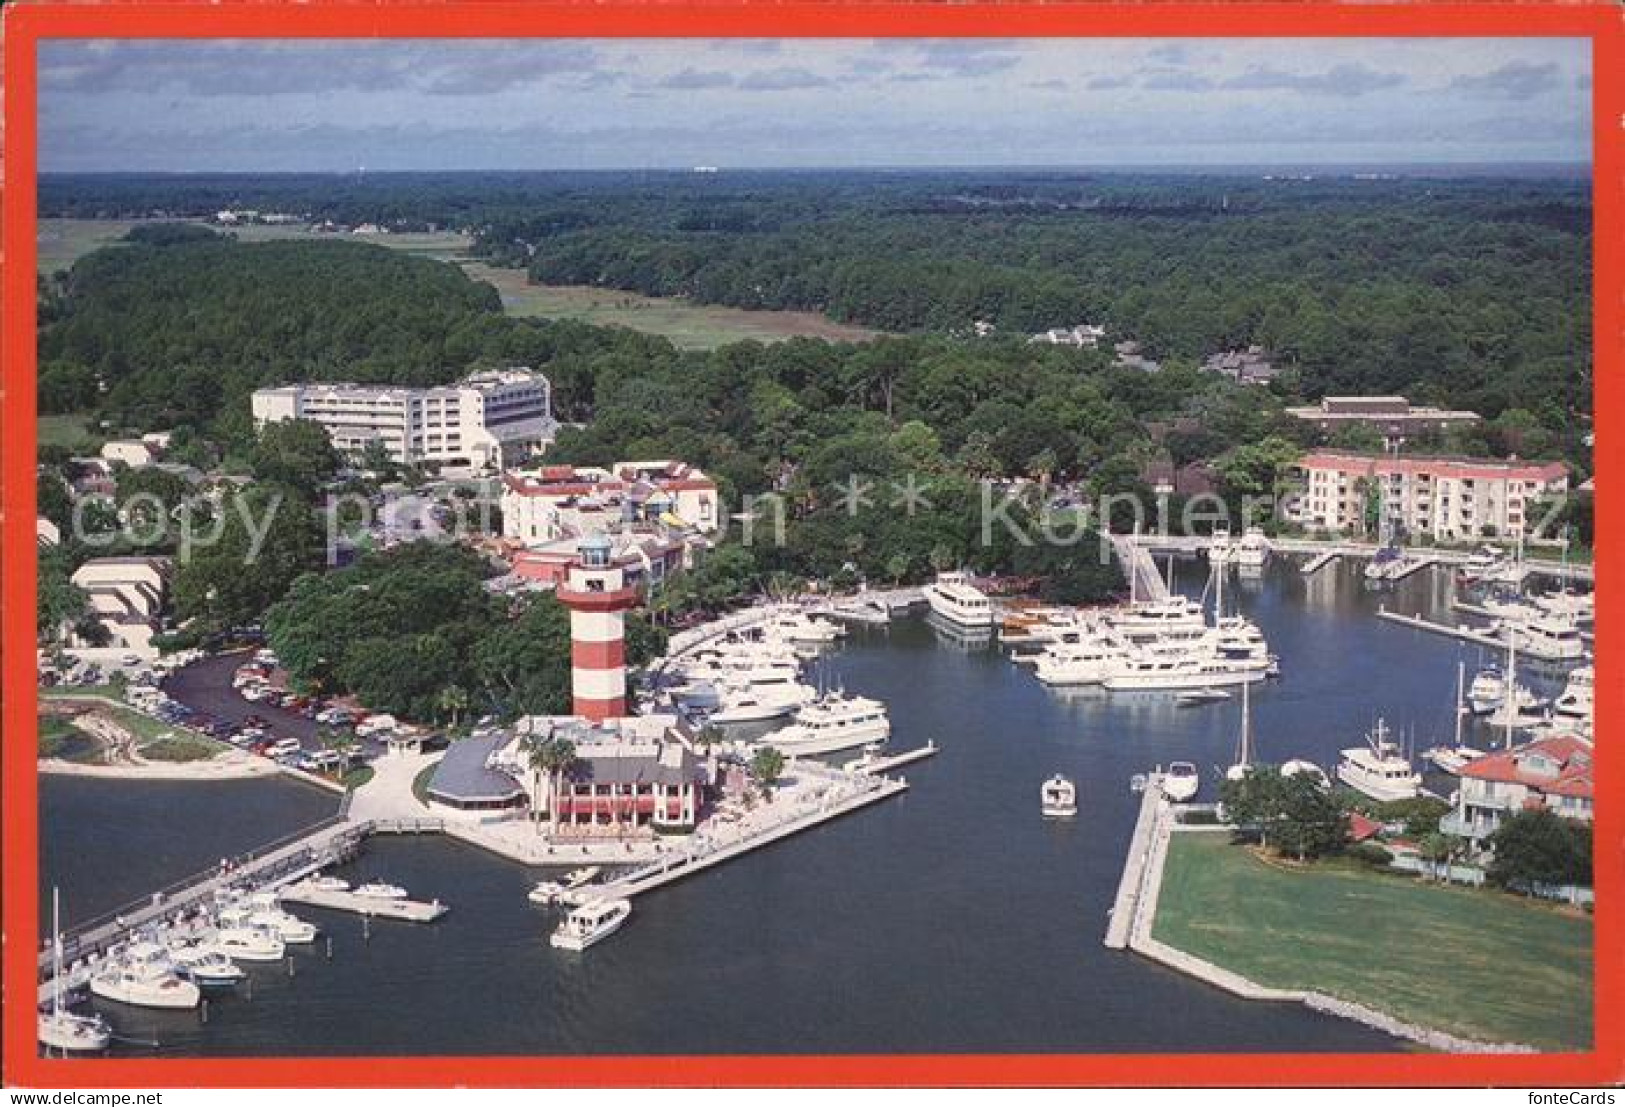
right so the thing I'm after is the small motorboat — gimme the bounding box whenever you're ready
[90,944,201,1010]
[563,866,601,889]
[354,881,408,900]
[1175,687,1231,707]
[1162,762,1200,802]
[208,924,286,963]
[550,898,632,951]
[1422,745,1487,776]
[528,881,567,906]
[38,1007,113,1053]
[1040,775,1078,818]
[169,944,246,988]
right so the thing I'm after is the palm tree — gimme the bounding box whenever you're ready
[436,684,470,729]
[749,746,786,804]
[523,737,579,836]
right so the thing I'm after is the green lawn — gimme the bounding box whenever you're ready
[1154,832,1592,1051]
[38,412,102,454]
[138,732,225,762]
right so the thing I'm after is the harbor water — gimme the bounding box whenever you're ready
[40,561,1571,1056]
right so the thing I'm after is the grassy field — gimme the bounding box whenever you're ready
[139,732,226,762]
[37,218,886,350]
[1154,832,1592,1051]
[38,412,102,454]
[459,260,886,350]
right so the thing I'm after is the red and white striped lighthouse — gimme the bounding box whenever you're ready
[556,533,640,722]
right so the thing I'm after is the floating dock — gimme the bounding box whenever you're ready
[853,742,938,775]
[1376,608,1505,649]
[1104,775,1165,950]
[278,882,449,922]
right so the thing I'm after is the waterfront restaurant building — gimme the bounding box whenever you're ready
[251,368,557,469]
[1287,451,1568,542]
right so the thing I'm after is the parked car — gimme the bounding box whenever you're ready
[267,737,302,759]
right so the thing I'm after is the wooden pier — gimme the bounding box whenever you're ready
[1104,777,1165,950]
[853,743,938,775]
[1301,550,1340,575]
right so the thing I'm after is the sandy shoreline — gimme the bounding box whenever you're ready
[38,752,279,780]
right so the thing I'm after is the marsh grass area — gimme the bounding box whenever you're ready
[1154,831,1592,1051]
[39,689,226,764]
[38,218,881,350]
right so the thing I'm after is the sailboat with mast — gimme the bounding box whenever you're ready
[38,889,113,1054]
[1422,660,1486,775]
[1224,678,1254,782]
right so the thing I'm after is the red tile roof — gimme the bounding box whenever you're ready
[1297,451,1568,483]
[1459,735,1593,800]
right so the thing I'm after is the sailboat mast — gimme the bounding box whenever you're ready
[1238,678,1252,767]
[1454,660,1466,747]
[1504,629,1518,750]
[52,887,63,1016]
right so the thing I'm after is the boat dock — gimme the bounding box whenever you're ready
[1103,775,1165,950]
[1301,550,1340,575]
[854,742,938,775]
[279,882,448,922]
[1376,607,1505,649]
[1112,534,1171,602]
[1367,554,1440,582]
[565,774,909,906]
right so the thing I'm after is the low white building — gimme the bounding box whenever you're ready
[251,368,557,470]
[68,556,169,654]
[501,460,720,545]
[1030,324,1106,349]
[99,440,158,469]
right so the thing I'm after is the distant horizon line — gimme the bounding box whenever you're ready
[40,160,1594,179]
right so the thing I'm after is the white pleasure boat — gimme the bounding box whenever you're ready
[1507,615,1586,662]
[208,923,286,962]
[354,881,408,900]
[39,890,113,1053]
[763,692,890,756]
[766,611,845,643]
[1234,527,1269,569]
[564,866,601,889]
[1040,775,1078,818]
[1102,652,1266,691]
[1162,762,1200,802]
[169,942,247,987]
[1335,719,1422,802]
[528,881,568,905]
[1554,665,1594,721]
[1107,597,1207,637]
[306,874,350,893]
[1207,526,1237,566]
[922,571,995,628]
[550,898,632,951]
[707,677,817,724]
[90,942,201,1009]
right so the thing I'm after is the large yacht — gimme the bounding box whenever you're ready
[1107,597,1206,638]
[1102,652,1266,691]
[765,611,845,643]
[1554,665,1594,721]
[551,898,632,951]
[1032,633,1128,686]
[922,572,995,628]
[90,942,201,1010]
[765,692,890,756]
[707,675,817,724]
[1335,719,1422,802]
[1507,615,1586,663]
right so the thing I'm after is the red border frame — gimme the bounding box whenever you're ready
[3,1,1621,1087]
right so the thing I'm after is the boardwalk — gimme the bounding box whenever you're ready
[1111,534,1171,603]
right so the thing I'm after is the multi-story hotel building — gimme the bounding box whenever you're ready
[1288,451,1568,541]
[251,368,556,469]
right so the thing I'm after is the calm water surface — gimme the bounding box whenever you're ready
[42,562,1570,1056]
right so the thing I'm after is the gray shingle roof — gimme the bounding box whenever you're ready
[427,731,526,802]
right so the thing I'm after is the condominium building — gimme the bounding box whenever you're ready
[251,368,556,470]
[1288,451,1568,541]
[68,556,170,654]
[1442,734,1593,845]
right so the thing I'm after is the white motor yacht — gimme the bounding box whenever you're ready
[1554,665,1594,721]
[1467,667,1541,716]
[306,874,350,893]
[922,572,996,628]
[564,866,601,889]
[550,898,632,951]
[1107,597,1207,638]
[169,943,247,987]
[1508,615,1586,662]
[1102,653,1266,691]
[707,677,816,724]
[1234,527,1269,569]
[767,611,845,643]
[90,943,201,1009]
[1422,745,1486,775]
[209,923,286,962]
[1040,775,1078,818]
[1032,633,1127,686]
[1535,590,1593,624]
[1335,719,1422,802]
[763,693,890,756]
[1279,759,1330,787]
[222,898,319,945]
[1207,526,1237,566]
[528,881,568,906]
[1162,762,1200,802]
[39,890,113,1053]
[353,881,408,900]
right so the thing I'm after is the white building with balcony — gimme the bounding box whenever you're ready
[251,368,556,470]
[1441,734,1593,846]
[1288,451,1568,541]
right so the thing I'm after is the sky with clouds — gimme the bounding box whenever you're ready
[38,38,1592,171]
